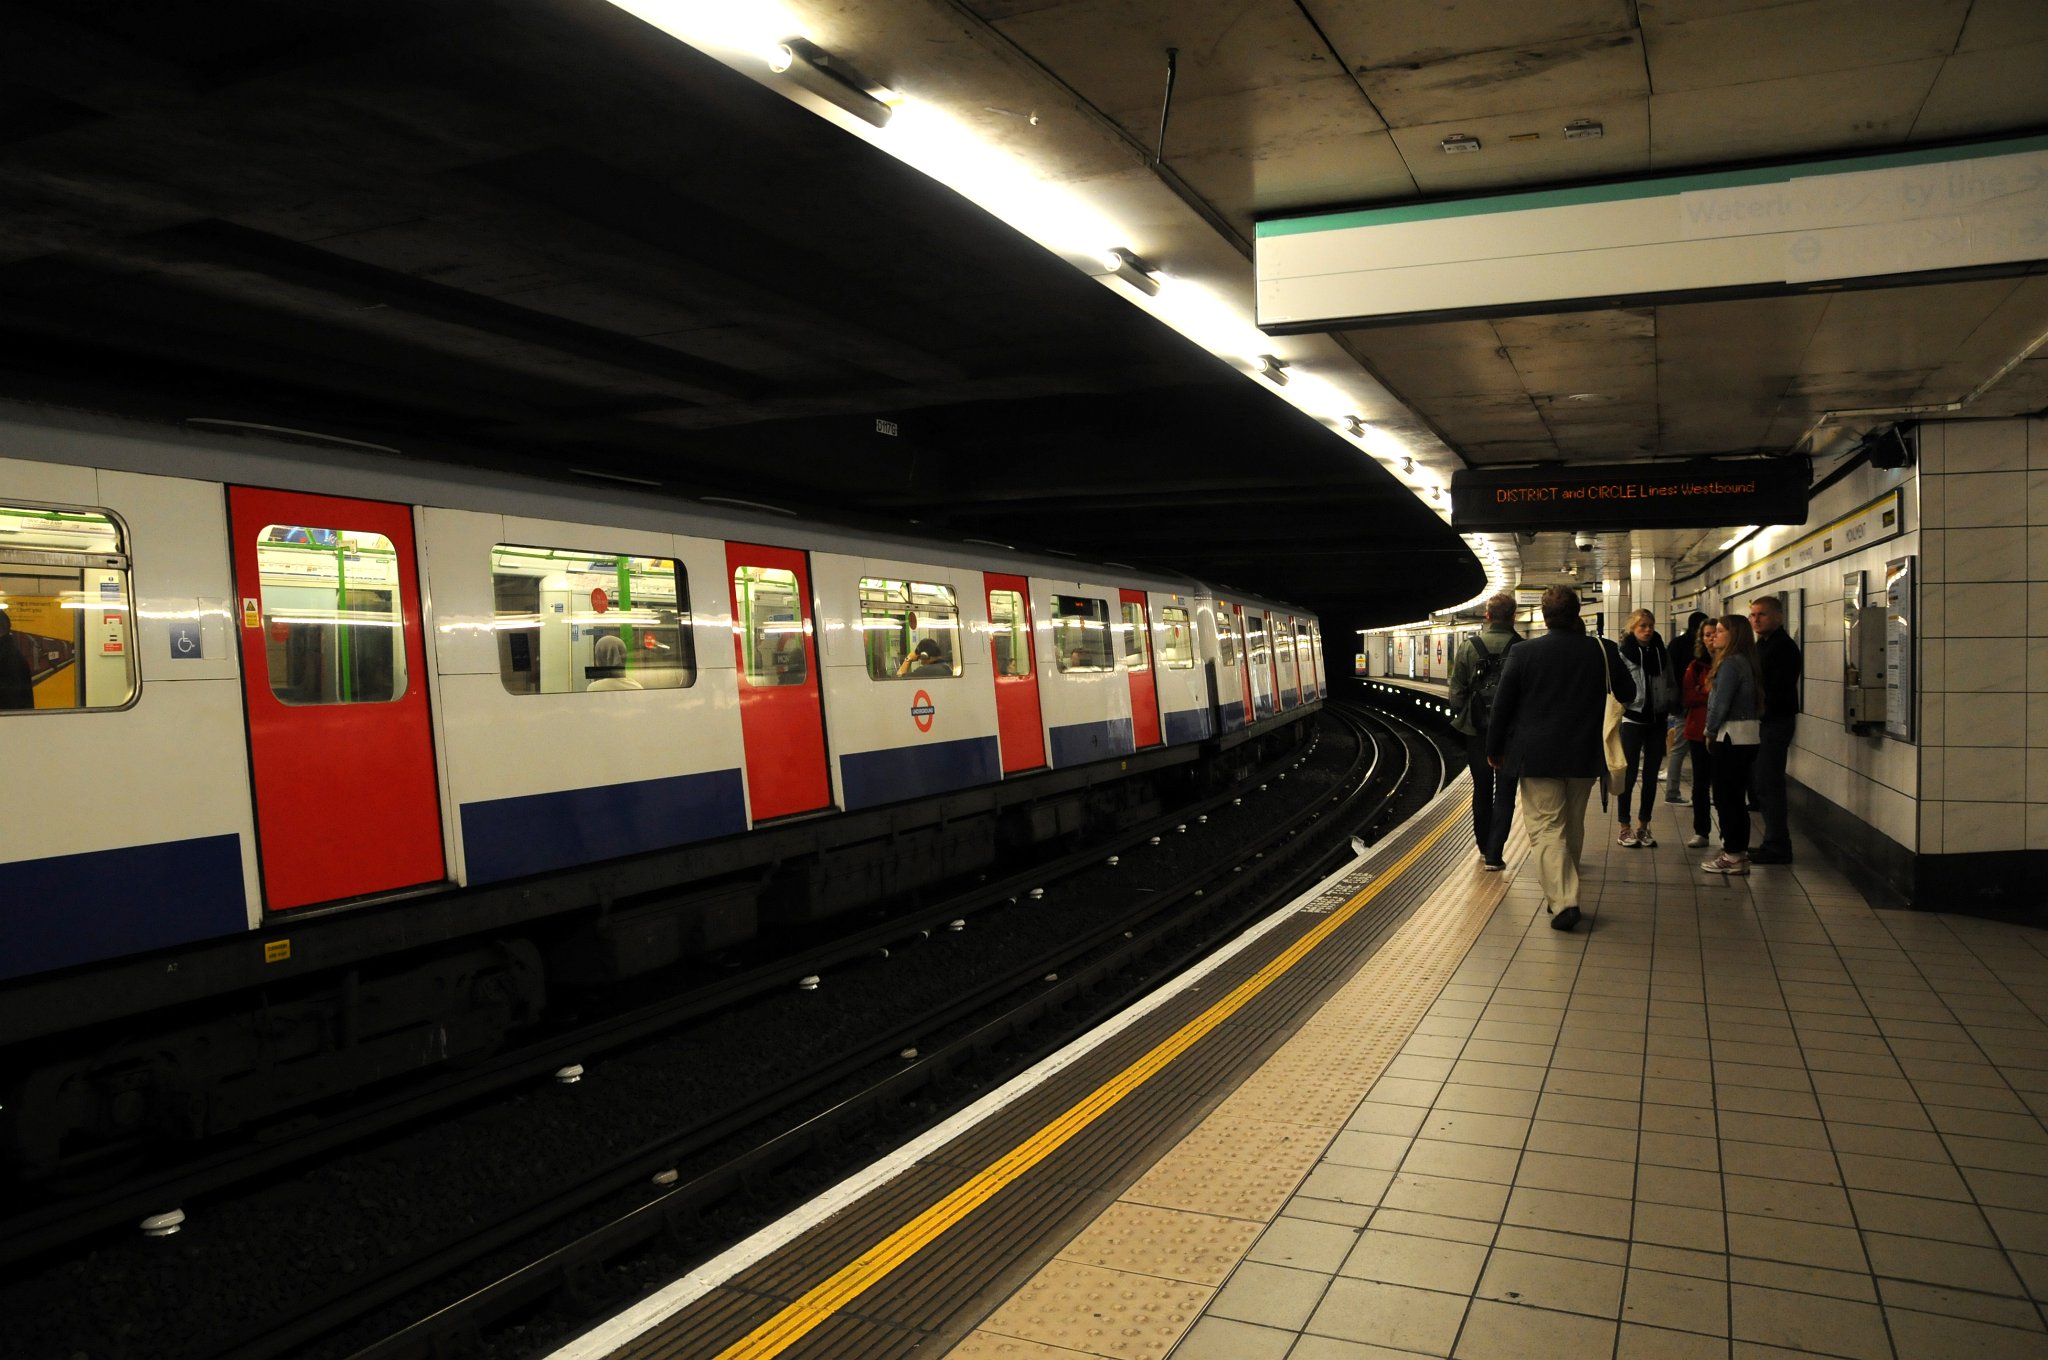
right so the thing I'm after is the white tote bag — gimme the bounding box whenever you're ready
[1599,638,1628,793]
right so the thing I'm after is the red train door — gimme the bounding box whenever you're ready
[229,487,445,911]
[1234,604,1254,726]
[985,573,1046,773]
[1119,589,1162,748]
[728,543,830,820]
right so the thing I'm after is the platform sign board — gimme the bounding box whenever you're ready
[1256,133,2048,330]
[1451,461,1807,533]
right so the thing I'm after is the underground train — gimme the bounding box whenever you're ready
[0,402,1325,1175]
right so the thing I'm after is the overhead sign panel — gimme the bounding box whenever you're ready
[1256,134,2048,330]
[1451,462,1807,533]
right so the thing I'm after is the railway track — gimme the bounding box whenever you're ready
[5,696,1456,1360]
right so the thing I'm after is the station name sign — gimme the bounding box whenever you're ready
[1450,461,1807,533]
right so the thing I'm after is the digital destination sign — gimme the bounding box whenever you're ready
[1450,460,1808,533]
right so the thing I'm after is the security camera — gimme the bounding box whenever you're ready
[1574,531,1594,552]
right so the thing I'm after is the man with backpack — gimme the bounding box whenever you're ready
[1448,592,1521,871]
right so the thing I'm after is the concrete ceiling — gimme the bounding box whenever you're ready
[2,0,2047,632]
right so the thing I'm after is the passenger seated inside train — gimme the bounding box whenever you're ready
[896,637,949,676]
[585,634,641,690]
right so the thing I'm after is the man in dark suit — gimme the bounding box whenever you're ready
[1486,585,1634,931]
[1747,594,1802,864]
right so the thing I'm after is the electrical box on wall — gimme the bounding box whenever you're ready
[1843,570,1887,732]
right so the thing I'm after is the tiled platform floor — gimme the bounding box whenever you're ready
[1179,799,2048,1360]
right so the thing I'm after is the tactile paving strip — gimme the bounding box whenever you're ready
[949,811,1523,1358]
[606,779,1502,1360]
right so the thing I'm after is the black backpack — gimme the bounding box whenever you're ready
[1466,633,1516,729]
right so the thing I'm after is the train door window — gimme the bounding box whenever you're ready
[0,503,137,712]
[254,524,407,706]
[1215,608,1239,668]
[860,577,960,679]
[1159,607,1195,669]
[1051,594,1110,671]
[490,546,694,694]
[1244,612,1269,664]
[987,587,1030,677]
[734,565,808,686]
[1118,599,1151,670]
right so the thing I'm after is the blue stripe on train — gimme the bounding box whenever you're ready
[461,768,748,884]
[1163,706,1214,745]
[839,735,1003,810]
[1,834,247,980]
[1218,702,1246,734]
[1048,717,1135,768]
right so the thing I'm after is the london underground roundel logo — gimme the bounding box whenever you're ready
[911,689,936,733]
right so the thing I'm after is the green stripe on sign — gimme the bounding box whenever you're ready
[1255,133,2048,238]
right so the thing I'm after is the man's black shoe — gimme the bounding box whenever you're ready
[1550,906,1582,932]
[1749,848,1793,864]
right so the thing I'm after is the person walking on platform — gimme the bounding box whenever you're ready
[1664,611,1709,805]
[1448,592,1522,872]
[1702,615,1763,875]
[1748,594,1802,864]
[1680,617,1718,848]
[1486,585,1634,932]
[1615,609,1671,848]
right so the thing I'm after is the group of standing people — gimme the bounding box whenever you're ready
[1447,586,1803,932]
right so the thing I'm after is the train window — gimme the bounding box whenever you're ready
[859,577,960,680]
[1245,613,1270,662]
[1051,594,1111,671]
[0,503,137,713]
[489,546,695,695]
[1159,606,1195,669]
[1277,619,1298,670]
[1119,600,1151,671]
[734,565,808,687]
[1216,608,1239,668]
[987,587,1030,677]
[256,524,407,706]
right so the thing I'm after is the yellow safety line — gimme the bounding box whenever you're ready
[710,795,1469,1359]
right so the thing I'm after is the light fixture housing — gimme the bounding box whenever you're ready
[1440,134,1482,155]
[767,37,892,127]
[1256,354,1289,386]
[1401,456,1415,474]
[1101,247,1161,296]
[1563,119,1604,141]
[1343,415,1366,438]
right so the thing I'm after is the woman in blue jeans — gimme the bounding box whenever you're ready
[1703,615,1763,875]
[1615,610,1670,847]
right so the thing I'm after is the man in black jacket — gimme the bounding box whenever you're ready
[1487,586,1634,931]
[1748,594,1802,863]
[1447,592,1521,871]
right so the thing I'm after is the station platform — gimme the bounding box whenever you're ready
[549,774,2048,1360]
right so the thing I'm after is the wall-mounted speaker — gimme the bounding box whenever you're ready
[1866,425,1914,469]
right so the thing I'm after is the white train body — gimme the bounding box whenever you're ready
[0,405,1322,985]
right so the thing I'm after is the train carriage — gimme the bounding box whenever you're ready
[812,552,1002,810]
[1147,590,1214,746]
[0,403,1326,1175]
[422,507,748,886]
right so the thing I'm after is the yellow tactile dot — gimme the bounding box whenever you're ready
[1055,1201,1262,1287]
[1120,1113,1327,1221]
[972,1258,1214,1359]
[944,1333,1099,1358]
